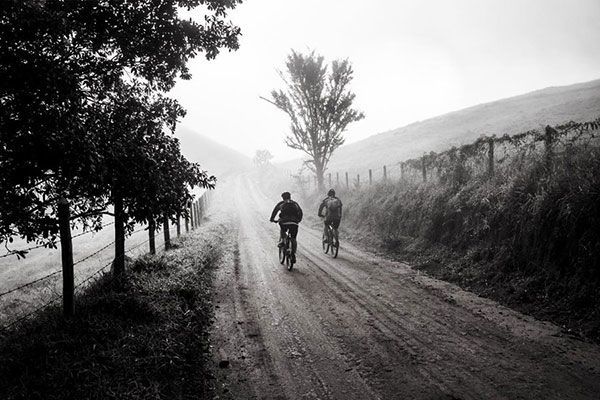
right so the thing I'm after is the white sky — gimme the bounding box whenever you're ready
[170,0,600,162]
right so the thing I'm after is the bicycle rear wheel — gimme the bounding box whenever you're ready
[279,245,285,264]
[332,241,339,258]
[322,232,330,254]
[285,248,293,271]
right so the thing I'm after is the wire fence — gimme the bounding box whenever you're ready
[0,221,117,259]
[0,191,213,333]
[292,116,600,192]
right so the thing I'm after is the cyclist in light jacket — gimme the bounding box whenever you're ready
[318,189,342,246]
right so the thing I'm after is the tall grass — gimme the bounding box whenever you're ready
[0,225,226,400]
[338,146,600,340]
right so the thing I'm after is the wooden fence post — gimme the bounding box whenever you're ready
[163,213,171,250]
[369,169,372,185]
[400,162,405,180]
[421,155,427,182]
[383,165,387,181]
[345,172,349,189]
[336,172,339,186]
[185,209,189,233]
[487,138,495,178]
[149,218,156,255]
[58,198,74,317]
[328,173,332,187]
[356,174,360,188]
[189,203,195,230]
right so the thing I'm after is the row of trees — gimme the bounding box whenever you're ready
[0,1,242,270]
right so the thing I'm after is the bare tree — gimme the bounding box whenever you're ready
[262,50,364,190]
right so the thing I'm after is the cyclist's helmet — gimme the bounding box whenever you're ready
[327,189,335,197]
[281,191,291,200]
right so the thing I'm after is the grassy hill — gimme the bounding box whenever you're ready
[281,78,600,174]
[176,126,252,178]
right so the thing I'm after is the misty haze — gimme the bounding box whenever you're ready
[1,1,600,399]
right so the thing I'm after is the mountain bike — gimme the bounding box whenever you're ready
[322,221,339,258]
[273,220,295,271]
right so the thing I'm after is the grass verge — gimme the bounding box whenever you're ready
[0,221,228,400]
[301,146,600,343]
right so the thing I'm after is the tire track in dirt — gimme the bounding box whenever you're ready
[211,173,600,400]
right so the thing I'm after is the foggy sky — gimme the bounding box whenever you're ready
[170,0,600,162]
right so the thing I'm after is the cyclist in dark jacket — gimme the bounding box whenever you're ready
[270,192,303,262]
[318,189,342,246]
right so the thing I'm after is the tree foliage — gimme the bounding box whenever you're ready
[264,50,364,189]
[0,0,241,256]
[253,149,274,166]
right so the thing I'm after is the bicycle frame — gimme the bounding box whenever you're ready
[322,221,339,258]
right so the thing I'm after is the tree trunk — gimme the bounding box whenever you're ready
[315,164,325,191]
[113,188,125,276]
[149,218,156,255]
[58,197,74,317]
[163,213,170,250]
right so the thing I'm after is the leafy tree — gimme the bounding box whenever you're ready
[263,50,364,190]
[0,0,241,256]
[83,80,214,271]
[253,149,274,166]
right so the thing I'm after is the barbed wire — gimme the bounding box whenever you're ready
[0,293,62,333]
[74,259,114,293]
[0,242,54,259]
[0,214,204,332]
[0,226,147,300]
[127,238,150,253]
[0,270,62,299]
[72,240,116,267]
[0,221,117,259]
[71,226,146,267]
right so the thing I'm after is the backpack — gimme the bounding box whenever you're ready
[280,200,300,221]
[327,197,342,218]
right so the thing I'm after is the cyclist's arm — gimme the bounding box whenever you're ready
[269,202,282,221]
[317,200,326,217]
[297,204,303,223]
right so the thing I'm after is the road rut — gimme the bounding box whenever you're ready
[210,174,600,400]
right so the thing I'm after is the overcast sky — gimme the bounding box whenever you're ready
[170,0,600,162]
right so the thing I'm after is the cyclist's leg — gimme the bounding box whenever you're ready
[278,222,286,246]
[324,217,331,241]
[288,224,299,255]
[331,218,341,246]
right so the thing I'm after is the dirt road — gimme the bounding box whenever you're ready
[210,174,600,400]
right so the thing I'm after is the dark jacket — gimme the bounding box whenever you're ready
[270,200,303,224]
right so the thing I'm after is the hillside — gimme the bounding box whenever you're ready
[281,78,600,174]
[175,126,252,178]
